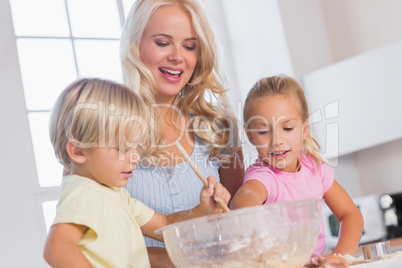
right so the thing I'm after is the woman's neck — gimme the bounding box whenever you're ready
[155,94,177,108]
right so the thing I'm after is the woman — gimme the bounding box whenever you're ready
[120,0,244,266]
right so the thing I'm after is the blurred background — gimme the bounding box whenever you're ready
[1,0,401,266]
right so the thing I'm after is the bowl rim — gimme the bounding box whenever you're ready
[155,198,322,234]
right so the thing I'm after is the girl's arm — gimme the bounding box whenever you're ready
[44,223,92,268]
[324,180,364,256]
[229,180,268,209]
[219,150,245,201]
[141,176,230,241]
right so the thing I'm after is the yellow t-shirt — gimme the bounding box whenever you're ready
[52,175,154,267]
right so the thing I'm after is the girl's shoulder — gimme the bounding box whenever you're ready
[301,154,334,178]
[245,158,275,177]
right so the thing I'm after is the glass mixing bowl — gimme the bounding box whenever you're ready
[156,199,321,268]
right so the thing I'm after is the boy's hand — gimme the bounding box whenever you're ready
[157,176,231,235]
[199,176,231,214]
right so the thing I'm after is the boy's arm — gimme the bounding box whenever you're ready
[141,176,230,241]
[324,180,364,256]
[44,223,92,268]
[229,180,268,209]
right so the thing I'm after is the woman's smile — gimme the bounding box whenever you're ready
[159,66,183,83]
[139,4,198,104]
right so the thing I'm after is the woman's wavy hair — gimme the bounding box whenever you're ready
[49,78,151,170]
[120,0,240,161]
[243,75,327,168]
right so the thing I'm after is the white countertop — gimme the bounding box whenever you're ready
[352,257,402,268]
[351,251,402,267]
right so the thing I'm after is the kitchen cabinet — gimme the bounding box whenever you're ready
[302,40,402,159]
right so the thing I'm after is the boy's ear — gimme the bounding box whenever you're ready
[66,139,87,164]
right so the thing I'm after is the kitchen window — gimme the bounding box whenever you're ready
[9,0,136,232]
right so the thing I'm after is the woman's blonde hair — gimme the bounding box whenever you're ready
[244,75,327,167]
[120,0,240,160]
[49,78,151,170]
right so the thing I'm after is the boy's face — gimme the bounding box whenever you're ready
[80,143,141,188]
[246,95,306,173]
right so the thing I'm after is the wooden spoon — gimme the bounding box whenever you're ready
[174,142,230,213]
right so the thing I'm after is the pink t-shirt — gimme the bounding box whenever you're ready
[244,154,334,257]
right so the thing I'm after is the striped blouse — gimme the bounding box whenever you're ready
[125,136,221,247]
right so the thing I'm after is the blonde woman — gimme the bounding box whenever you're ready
[120,0,244,266]
[44,78,230,267]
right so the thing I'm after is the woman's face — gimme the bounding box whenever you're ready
[139,4,198,104]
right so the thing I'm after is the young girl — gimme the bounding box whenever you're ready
[230,75,363,266]
[43,78,230,267]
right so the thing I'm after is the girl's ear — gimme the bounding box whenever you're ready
[244,126,255,146]
[302,120,309,140]
[66,139,87,164]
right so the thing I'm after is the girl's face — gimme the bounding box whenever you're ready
[79,143,141,188]
[246,94,307,173]
[139,4,198,104]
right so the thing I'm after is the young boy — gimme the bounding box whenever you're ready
[43,78,230,267]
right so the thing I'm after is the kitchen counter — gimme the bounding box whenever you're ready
[355,237,402,254]
[351,238,402,267]
[353,257,402,267]
[352,251,402,267]
[389,237,402,251]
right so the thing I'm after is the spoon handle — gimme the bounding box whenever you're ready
[174,142,230,213]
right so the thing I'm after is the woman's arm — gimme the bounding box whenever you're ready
[324,180,364,256]
[229,180,267,209]
[44,223,92,268]
[219,150,245,200]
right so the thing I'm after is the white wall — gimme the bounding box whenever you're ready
[0,0,49,266]
[329,154,362,198]
[302,40,402,159]
[316,0,402,195]
[355,139,402,195]
[321,0,402,62]
[278,0,333,81]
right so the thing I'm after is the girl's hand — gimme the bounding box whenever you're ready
[304,255,349,268]
[321,255,349,267]
[304,256,325,267]
[199,176,230,214]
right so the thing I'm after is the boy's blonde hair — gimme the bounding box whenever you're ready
[49,78,151,170]
[120,0,240,160]
[244,75,326,167]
